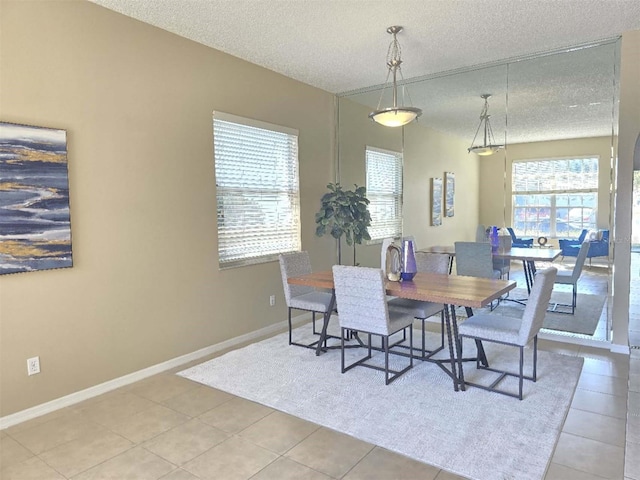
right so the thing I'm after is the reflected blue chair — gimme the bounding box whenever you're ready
[507,227,533,248]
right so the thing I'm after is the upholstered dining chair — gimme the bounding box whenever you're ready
[457,267,558,400]
[279,251,336,350]
[493,235,512,280]
[552,240,590,314]
[454,242,501,280]
[387,252,449,359]
[455,241,502,310]
[332,265,414,384]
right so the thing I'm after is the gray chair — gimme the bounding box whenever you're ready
[455,242,502,310]
[387,252,449,359]
[455,241,501,280]
[457,267,558,400]
[493,235,512,279]
[552,240,590,314]
[475,224,487,242]
[332,265,414,384]
[279,251,336,350]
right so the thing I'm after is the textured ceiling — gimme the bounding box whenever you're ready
[88,0,640,144]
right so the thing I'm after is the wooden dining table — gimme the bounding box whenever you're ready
[287,270,516,391]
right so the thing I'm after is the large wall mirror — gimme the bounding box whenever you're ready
[337,39,620,344]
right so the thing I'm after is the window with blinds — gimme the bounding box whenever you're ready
[512,157,599,238]
[213,112,301,268]
[365,147,403,241]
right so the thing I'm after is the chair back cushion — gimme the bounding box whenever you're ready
[454,242,499,279]
[519,267,558,344]
[415,252,449,274]
[279,252,313,306]
[332,265,390,335]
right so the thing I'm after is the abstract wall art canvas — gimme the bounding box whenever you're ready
[431,177,442,226]
[0,122,73,275]
[445,172,455,217]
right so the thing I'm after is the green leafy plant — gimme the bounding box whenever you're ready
[315,183,372,265]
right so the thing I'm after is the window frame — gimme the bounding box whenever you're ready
[213,111,301,269]
[511,156,599,238]
[365,146,403,242]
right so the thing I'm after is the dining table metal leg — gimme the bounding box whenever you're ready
[522,260,537,294]
[315,289,336,356]
[442,304,460,391]
[449,305,466,391]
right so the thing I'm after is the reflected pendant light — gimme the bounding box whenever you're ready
[468,94,504,156]
[369,26,422,127]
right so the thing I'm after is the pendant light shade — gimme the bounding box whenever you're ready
[468,94,504,156]
[369,26,422,127]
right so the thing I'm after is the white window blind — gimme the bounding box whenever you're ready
[366,147,403,241]
[512,157,598,237]
[213,112,301,268]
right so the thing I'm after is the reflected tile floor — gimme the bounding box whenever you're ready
[1,258,637,480]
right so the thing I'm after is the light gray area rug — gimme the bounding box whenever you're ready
[492,288,605,335]
[178,326,583,480]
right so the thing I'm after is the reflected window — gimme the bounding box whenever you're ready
[365,147,403,241]
[512,157,598,237]
[213,112,301,269]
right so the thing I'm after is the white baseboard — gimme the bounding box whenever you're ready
[0,312,311,430]
[610,343,631,355]
[538,330,630,355]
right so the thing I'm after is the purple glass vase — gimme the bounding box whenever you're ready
[400,239,417,281]
[490,226,500,252]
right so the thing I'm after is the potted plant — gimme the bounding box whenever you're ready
[315,182,372,265]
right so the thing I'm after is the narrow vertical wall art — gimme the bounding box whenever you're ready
[445,172,455,217]
[0,122,73,274]
[431,177,443,226]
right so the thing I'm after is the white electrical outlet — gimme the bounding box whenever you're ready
[27,356,40,376]
[269,295,276,306]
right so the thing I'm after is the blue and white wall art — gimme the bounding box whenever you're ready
[0,122,73,274]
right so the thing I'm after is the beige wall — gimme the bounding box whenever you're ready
[479,137,614,241]
[402,123,481,246]
[0,1,336,416]
[337,98,480,268]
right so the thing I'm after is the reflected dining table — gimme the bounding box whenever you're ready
[420,245,562,294]
[287,270,516,391]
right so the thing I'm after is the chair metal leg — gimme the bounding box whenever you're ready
[460,335,538,400]
[533,335,538,382]
[518,346,524,400]
[342,328,412,384]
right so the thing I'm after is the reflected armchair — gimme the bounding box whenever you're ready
[559,229,609,262]
[559,229,588,258]
[506,227,533,248]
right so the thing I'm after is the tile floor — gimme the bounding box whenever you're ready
[1,257,638,480]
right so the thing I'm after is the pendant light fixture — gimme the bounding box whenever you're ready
[468,94,504,156]
[369,26,422,127]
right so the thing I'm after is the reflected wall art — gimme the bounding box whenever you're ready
[0,122,73,274]
[445,172,455,217]
[431,177,442,226]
